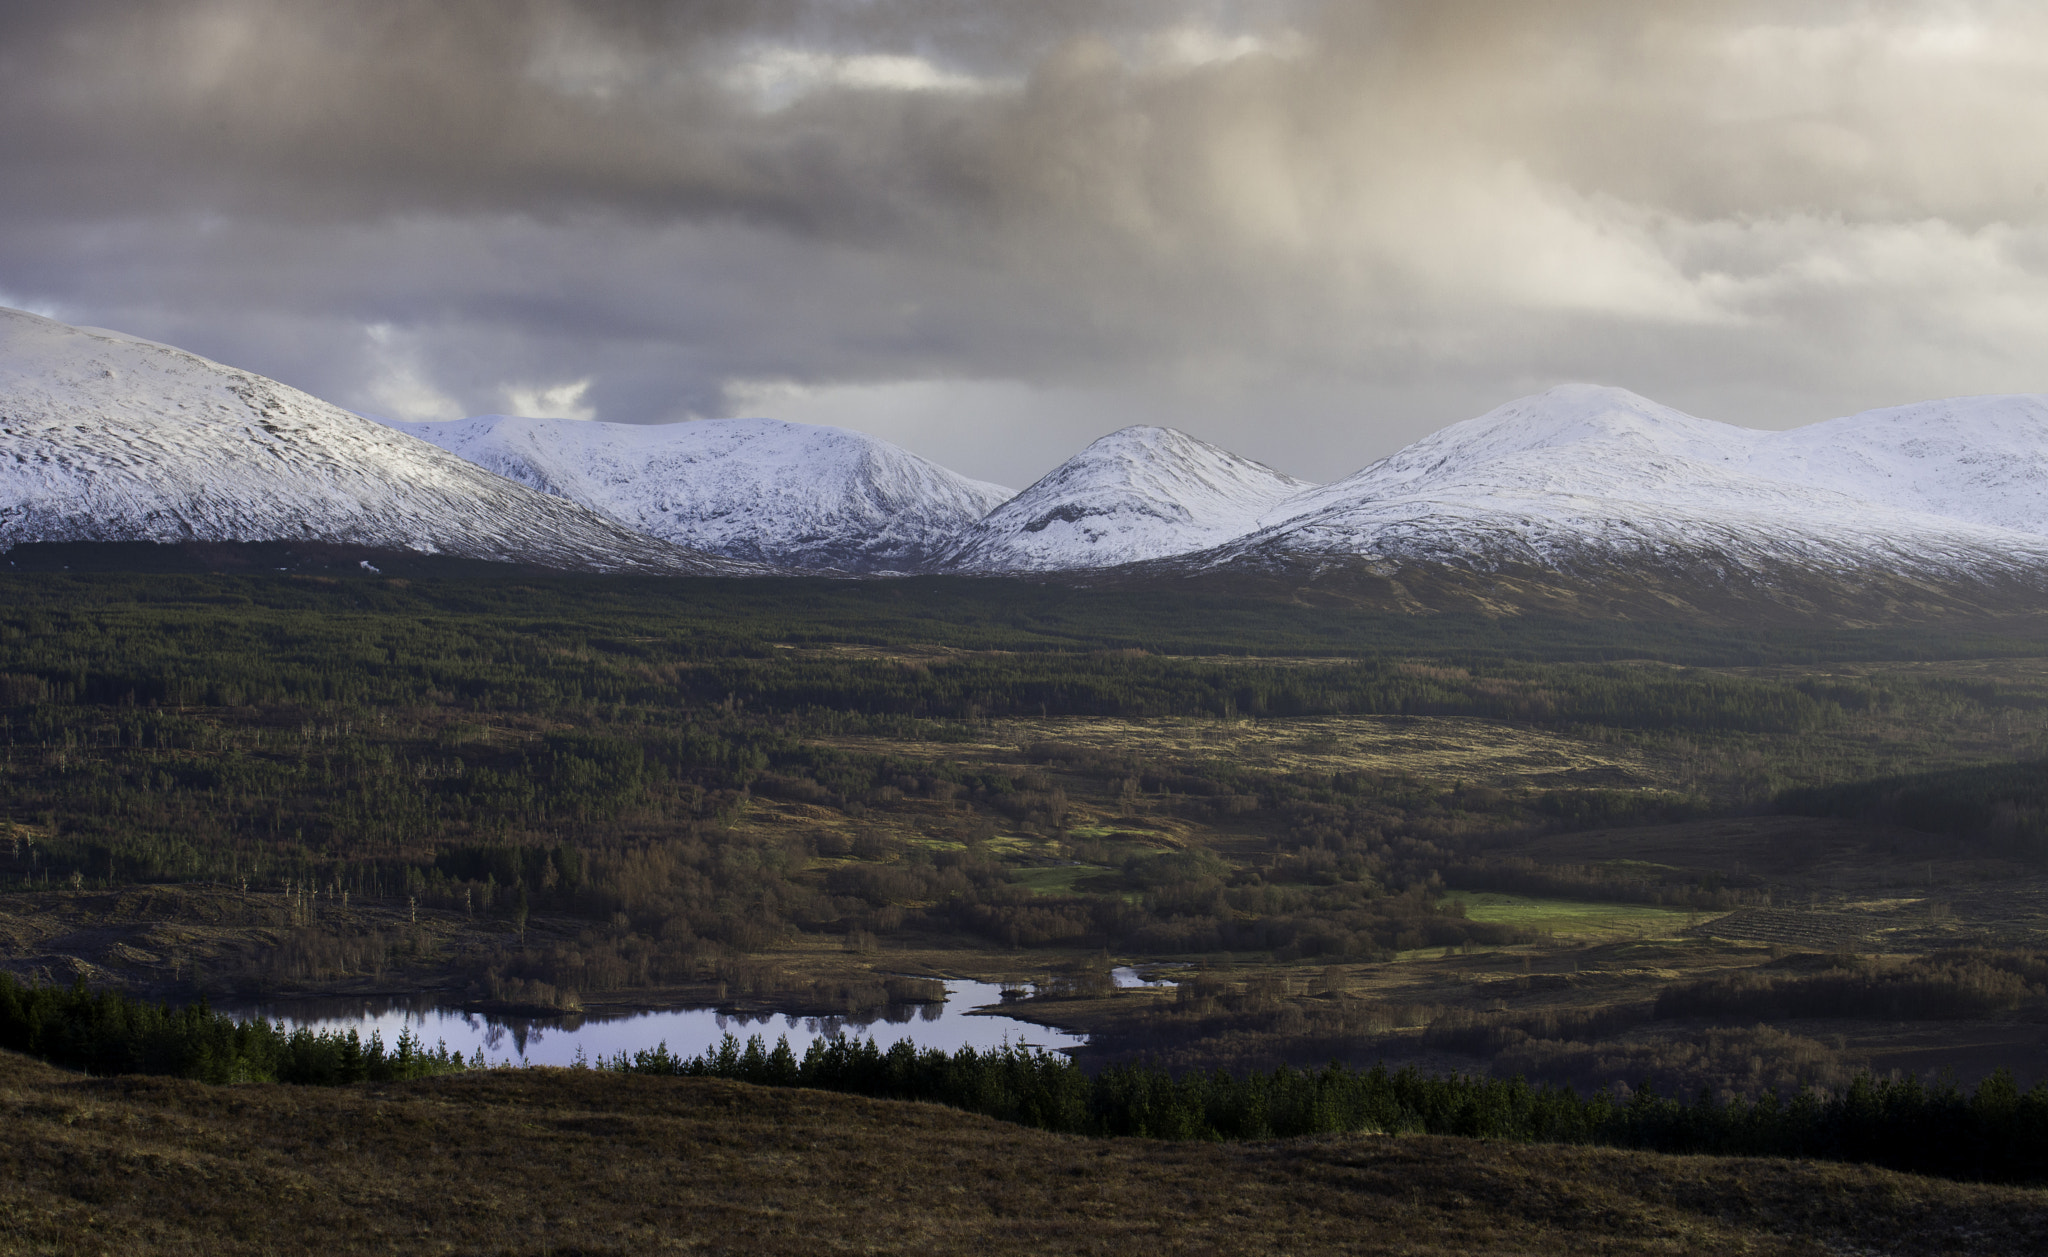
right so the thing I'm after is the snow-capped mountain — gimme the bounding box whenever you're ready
[1182,385,2048,595]
[1752,395,2048,536]
[943,425,1312,572]
[379,413,1011,572]
[8,297,2048,618]
[0,308,743,573]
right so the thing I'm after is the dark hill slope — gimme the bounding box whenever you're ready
[1108,547,2048,626]
[2,1050,2043,1255]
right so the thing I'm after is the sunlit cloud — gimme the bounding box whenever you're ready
[361,324,464,423]
[720,46,998,111]
[502,378,596,422]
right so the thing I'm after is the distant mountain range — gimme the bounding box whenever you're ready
[1181,384,2048,586]
[382,412,1010,573]
[6,306,2048,618]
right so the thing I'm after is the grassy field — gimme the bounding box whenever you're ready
[5,1048,2047,1256]
[826,711,1663,795]
[1440,891,1706,944]
[1006,864,1117,896]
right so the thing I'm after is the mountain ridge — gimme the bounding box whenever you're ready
[1211,385,2048,584]
[6,305,2048,616]
[379,413,1011,573]
[942,424,1313,572]
[0,308,749,575]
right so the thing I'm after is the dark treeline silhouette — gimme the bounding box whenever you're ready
[10,566,2048,663]
[1779,759,2048,858]
[1656,950,2048,1021]
[616,1030,2048,1184]
[0,596,1865,727]
[0,974,467,1084]
[1443,853,1764,910]
[8,967,2048,1184]
[15,969,2042,1187]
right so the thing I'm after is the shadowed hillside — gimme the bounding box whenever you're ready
[3,1049,2047,1255]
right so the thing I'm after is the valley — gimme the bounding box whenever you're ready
[10,5,2048,1249]
[10,305,2048,1235]
[5,573,2048,1108]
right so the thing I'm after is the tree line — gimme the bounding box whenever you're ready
[12,564,2048,663]
[0,974,468,1084]
[621,1031,2048,1184]
[1779,758,2048,858]
[8,972,2047,1185]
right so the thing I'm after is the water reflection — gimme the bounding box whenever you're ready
[224,978,1086,1068]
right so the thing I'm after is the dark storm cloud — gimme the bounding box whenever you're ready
[2,1,2046,482]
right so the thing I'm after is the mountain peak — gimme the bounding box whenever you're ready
[1415,384,1751,462]
[0,307,740,573]
[13,304,2048,609]
[382,413,1012,572]
[944,424,1313,571]
[1197,380,2048,600]
[1755,393,2048,537]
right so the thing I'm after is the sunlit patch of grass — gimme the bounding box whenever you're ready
[1442,891,1703,942]
[1064,824,1125,840]
[1596,858,1692,876]
[983,834,1057,859]
[829,712,1671,793]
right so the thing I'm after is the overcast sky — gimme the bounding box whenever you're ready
[4,1,2047,487]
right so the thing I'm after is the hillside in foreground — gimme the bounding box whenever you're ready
[2,1049,2044,1256]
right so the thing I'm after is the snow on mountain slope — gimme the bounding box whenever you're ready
[1188,384,2048,582]
[0,307,742,573]
[10,298,2044,602]
[1752,394,2048,536]
[380,414,1012,572]
[944,425,1313,571]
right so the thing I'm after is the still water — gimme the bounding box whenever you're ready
[227,978,1090,1068]
[1111,965,1182,989]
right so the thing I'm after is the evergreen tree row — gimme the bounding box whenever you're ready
[0,975,469,1084]
[1778,758,2048,858]
[8,974,2047,1185]
[618,1031,2048,1184]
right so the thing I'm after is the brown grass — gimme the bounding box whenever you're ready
[3,1050,2047,1256]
